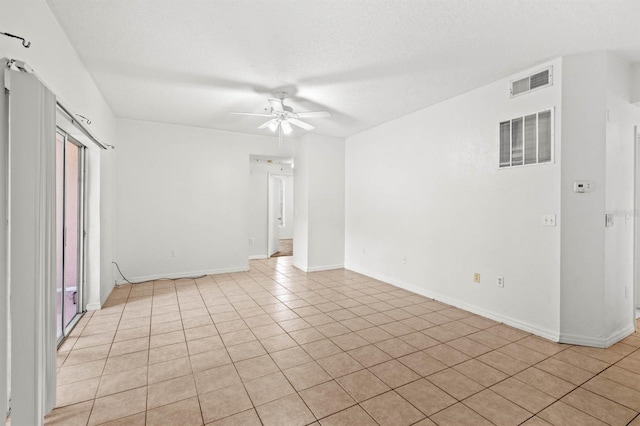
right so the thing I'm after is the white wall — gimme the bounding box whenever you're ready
[100,149,117,304]
[248,161,269,258]
[604,53,640,338]
[282,174,294,239]
[248,159,293,258]
[294,134,346,272]
[560,52,608,344]
[293,141,310,269]
[560,52,639,346]
[345,59,563,339]
[632,63,640,105]
[115,119,293,282]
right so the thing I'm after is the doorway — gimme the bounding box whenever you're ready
[56,129,86,344]
[248,155,294,259]
[268,174,293,257]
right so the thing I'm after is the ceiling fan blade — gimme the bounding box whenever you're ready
[288,118,315,131]
[268,98,284,112]
[230,112,273,117]
[258,119,279,130]
[295,111,331,118]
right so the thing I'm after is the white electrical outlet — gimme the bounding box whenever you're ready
[249,237,255,245]
[170,250,176,257]
[497,276,504,288]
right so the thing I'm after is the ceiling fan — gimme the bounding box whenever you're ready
[231,92,330,135]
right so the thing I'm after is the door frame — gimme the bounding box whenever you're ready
[55,128,87,346]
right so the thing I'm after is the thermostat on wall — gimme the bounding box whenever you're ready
[573,181,593,193]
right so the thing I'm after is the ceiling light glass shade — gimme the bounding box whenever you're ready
[281,120,292,135]
[267,120,279,132]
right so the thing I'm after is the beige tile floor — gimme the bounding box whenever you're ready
[271,239,293,257]
[45,257,640,425]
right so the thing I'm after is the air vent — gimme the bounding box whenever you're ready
[510,67,552,97]
[499,108,554,169]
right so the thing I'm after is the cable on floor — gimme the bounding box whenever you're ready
[112,261,206,287]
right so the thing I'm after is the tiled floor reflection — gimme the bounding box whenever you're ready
[47,257,640,425]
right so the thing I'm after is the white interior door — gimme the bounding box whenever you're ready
[268,175,280,256]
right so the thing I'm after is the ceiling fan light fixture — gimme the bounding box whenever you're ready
[267,120,279,132]
[281,120,292,135]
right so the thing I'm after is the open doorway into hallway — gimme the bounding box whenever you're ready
[249,155,294,260]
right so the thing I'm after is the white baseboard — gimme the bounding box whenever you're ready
[559,324,635,348]
[345,263,560,342]
[558,333,607,348]
[115,265,249,285]
[249,255,268,260]
[293,262,308,272]
[293,263,345,273]
[607,324,636,347]
[307,264,344,272]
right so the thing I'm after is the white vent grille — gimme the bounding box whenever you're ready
[510,67,552,97]
[499,108,554,169]
[511,77,530,96]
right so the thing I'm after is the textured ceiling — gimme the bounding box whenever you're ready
[47,0,640,138]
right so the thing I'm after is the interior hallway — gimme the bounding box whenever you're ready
[47,258,640,425]
[271,239,293,258]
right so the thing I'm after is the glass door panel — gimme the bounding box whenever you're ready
[56,129,85,345]
[55,132,64,340]
[63,141,81,332]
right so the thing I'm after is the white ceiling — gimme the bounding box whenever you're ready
[47,0,640,139]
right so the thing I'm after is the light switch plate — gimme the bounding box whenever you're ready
[542,214,556,226]
[605,213,615,227]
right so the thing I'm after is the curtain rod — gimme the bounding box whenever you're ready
[5,58,111,151]
[56,101,109,150]
[0,31,30,48]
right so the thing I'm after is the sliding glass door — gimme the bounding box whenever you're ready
[56,130,85,343]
